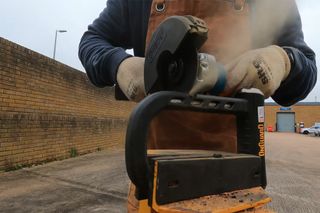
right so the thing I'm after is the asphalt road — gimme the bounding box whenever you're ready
[0,133,319,213]
[265,133,320,213]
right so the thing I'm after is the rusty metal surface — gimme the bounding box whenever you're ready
[156,187,271,213]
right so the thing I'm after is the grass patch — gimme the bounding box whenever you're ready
[4,164,27,172]
[69,147,78,158]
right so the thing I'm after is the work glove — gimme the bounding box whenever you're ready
[224,45,291,98]
[189,53,227,96]
[116,57,146,102]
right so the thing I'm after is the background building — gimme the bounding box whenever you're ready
[265,102,320,132]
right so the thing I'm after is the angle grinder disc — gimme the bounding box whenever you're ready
[144,16,208,94]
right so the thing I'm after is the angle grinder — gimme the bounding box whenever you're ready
[144,15,227,96]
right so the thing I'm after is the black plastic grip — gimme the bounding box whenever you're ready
[125,91,255,198]
[236,92,267,188]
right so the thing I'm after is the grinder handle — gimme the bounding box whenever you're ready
[125,91,250,198]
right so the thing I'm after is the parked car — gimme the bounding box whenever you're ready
[301,126,320,135]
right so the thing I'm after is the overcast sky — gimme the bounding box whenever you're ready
[0,0,319,102]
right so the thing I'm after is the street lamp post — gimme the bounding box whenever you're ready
[53,30,67,60]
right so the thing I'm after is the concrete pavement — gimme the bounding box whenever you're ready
[0,150,129,213]
[0,133,319,213]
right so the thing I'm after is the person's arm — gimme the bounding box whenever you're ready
[273,2,317,106]
[78,0,132,87]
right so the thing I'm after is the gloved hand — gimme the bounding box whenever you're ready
[189,53,227,96]
[116,57,146,102]
[224,45,291,98]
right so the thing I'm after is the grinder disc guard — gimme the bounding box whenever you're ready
[144,16,208,94]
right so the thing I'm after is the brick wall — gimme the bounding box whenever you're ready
[0,37,135,171]
[265,104,320,131]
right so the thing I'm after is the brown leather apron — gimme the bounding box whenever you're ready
[146,0,252,152]
[128,0,252,211]
[146,0,252,64]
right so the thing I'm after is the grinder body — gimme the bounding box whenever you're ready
[144,15,227,96]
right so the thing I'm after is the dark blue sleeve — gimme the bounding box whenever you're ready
[273,2,317,106]
[78,0,132,87]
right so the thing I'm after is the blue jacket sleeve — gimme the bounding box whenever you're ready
[78,0,132,87]
[272,2,317,106]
